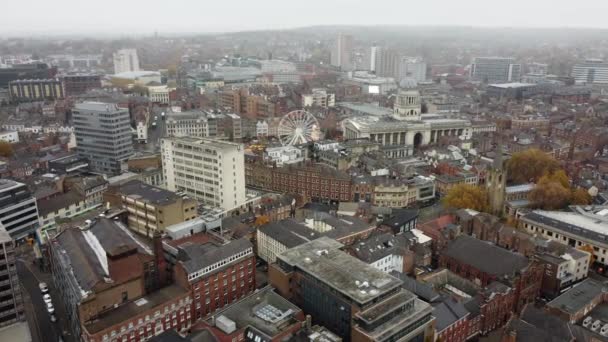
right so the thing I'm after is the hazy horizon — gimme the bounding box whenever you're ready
[3,0,608,37]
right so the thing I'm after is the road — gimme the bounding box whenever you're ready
[134,105,166,154]
[16,259,62,342]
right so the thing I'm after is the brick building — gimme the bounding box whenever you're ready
[48,217,192,341]
[440,236,543,313]
[245,161,352,202]
[195,286,305,342]
[166,233,256,321]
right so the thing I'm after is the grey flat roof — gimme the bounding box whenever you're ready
[277,237,402,305]
[258,219,319,248]
[179,238,252,274]
[443,236,530,277]
[522,210,608,245]
[119,180,185,206]
[204,286,301,337]
[547,279,607,315]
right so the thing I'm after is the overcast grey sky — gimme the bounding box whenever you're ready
[3,0,608,35]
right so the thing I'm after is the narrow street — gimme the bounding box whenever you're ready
[16,246,75,342]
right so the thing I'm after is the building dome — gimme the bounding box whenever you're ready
[399,77,418,89]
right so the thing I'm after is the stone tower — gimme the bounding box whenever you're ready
[393,78,421,121]
[487,140,506,217]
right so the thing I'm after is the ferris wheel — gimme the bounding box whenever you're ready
[277,110,320,146]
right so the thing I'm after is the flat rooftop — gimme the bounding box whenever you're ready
[277,237,402,305]
[205,286,302,337]
[547,279,607,315]
[168,136,243,150]
[488,82,536,89]
[523,208,608,245]
[84,285,188,334]
[119,180,187,206]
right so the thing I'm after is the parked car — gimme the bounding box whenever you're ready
[592,320,601,331]
[43,294,52,304]
[46,302,55,314]
[39,282,49,294]
[50,314,56,323]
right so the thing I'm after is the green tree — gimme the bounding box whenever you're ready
[507,149,560,184]
[442,184,489,212]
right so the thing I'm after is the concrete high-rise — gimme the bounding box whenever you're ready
[572,59,608,84]
[375,47,400,79]
[161,136,246,211]
[471,57,521,83]
[330,34,353,71]
[369,45,378,72]
[112,49,140,74]
[73,102,134,176]
[0,180,39,240]
[398,57,427,82]
[0,223,24,329]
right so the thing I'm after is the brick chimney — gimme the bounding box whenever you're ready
[153,231,168,289]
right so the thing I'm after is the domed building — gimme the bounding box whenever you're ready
[394,78,422,121]
[342,78,471,156]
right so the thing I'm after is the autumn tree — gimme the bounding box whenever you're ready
[528,171,572,210]
[578,244,596,266]
[571,188,592,205]
[0,141,13,158]
[507,149,560,184]
[442,184,489,212]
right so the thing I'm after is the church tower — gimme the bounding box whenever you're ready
[486,140,506,217]
[393,78,421,121]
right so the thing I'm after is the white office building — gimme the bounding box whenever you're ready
[161,137,246,211]
[72,102,134,176]
[399,57,427,82]
[572,59,608,85]
[112,49,140,74]
[471,57,521,83]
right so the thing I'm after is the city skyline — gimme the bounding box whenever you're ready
[2,0,608,36]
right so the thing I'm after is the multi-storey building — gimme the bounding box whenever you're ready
[0,223,24,329]
[245,161,351,202]
[572,59,608,84]
[471,57,521,83]
[197,286,305,342]
[113,49,140,74]
[269,237,435,342]
[161,137,246,211]
[61,74,101,96]
[48,217,190,341]
[114,180,198,237]
[257,214,375,263]
[148,85,172,104]
[0,62,56,88]
[440,236,543,313]
[399,57,427,82]
[519,205,608,267]
[9,79,64,101]
[302,88,335,108]
[165,111,209,138]
[330,33,353,71]
[0,180,39,240]
[372,177,435,208]
[72,102,134,176]
[165,233,256,321]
